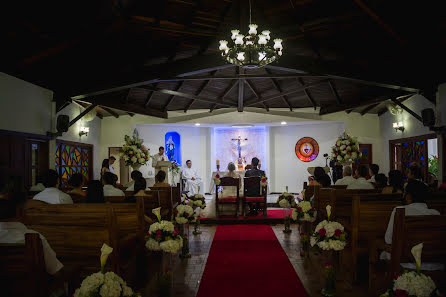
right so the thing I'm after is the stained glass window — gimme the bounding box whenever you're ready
[55,141,92,186]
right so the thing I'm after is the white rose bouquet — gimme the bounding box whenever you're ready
[292,201,317,222]
[145,208,183,254]
[277,192,296,208]
[380,243,442,297]
[213,173,221,186]
[74,244,140,297]
[310,205,347,251]
[173,204,196,224]
[190,194,206,209]
[120,132,150,167]
[330,132,361,164]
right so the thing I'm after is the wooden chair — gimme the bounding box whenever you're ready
[147,188,174,219]
[427,192,446,214]
[369,209,446,293]
[70,194,86,203]
[243,176,267,217]
[215,177,240,218]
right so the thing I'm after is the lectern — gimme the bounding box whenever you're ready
[155,160,172,184]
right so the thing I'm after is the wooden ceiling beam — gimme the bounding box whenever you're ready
[155,74,321,82]
[297,78,317,110]
[210,79,238,112]
[96,112,104,119]
[144,87,156,108]
[265,69,293,111]
[390,97,423,123]
[360,103,380,115]
[377,107,388,116]
[183,70,217,112]
[68,104,97,128]
[245,79,329,107]
[328,80,343,105]
[101,106,120,118]
[238,67,245,112]
[244,79,269,111]
[163,81,184,112]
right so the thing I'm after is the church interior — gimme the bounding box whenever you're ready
[1,0,446,296]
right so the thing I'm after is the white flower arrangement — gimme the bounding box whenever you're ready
[310,205,347,251]
[330,132,361,164]
[380,243,441,297]
[173,204,196,224]
[74,244,139,297]
[213,173,221,186]
[145,208,183,254]
[260,176,268,187]
[190,194,206,209]
[292,201,317,222]
[120,131,150,167]
[277,192,296,208]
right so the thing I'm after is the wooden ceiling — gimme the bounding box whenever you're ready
[3,0,445,119]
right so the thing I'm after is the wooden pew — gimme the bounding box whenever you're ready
[369,209,446,293]
[427,192,446,214]
[145,189,173,220]
[0,233,76,297]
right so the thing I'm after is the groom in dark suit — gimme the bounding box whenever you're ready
[244,157,266,215]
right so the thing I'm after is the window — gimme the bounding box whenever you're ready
[55,140,93,186]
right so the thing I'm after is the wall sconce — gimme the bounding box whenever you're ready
[79,126,89,137]
[393,122,404,132]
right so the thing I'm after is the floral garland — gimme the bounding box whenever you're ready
[189,194,206,209]
[310,205,347,251]
[277,192,296,208]
[145,208,183,254]
[330,132,361,164]
[171,161,180,175]
[292,201,317,222]
[380,243,442,297]
[74,244,140,297]
[260,176,268,187]
[120,131,150,167]
[173,204,196,224]
[213,173,221,186]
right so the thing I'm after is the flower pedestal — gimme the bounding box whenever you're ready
[193,217,202,235]
[283,207,292,234]
[320,251,338,297]
[179,224,191,259]
[158,252,174,297]
[299,221,312,259]
[131,164,142,171]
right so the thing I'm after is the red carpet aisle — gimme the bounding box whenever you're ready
[196,225,309,297]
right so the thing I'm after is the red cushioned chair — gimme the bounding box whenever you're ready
[243,176,267,217]
[215,177,240,218]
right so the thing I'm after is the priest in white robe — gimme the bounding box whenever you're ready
[182,160,204,196]
[152,146,168,176]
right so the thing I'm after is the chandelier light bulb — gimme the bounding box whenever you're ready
[219,40,228,51]
[231,30,240,40]
[258,52,266,61]
[258,34,267,45]
[235,34,244,45]
[262,30,271,40]
[278,50,283,56]
[248,24,258,35]
[237,52,245,61]
[273,38,283,50]
[245,40,254,45]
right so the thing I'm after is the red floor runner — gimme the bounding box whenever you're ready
[196,225,309,297]
[201,209,286,220]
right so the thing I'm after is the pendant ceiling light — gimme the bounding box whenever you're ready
[218,0,283,69]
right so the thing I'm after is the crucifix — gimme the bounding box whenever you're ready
[231,136,248,158]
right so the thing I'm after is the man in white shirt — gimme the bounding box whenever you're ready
[33,170,73,204]
[382,180,442,270]
[102,172,125,197]
[182,160,204,196]
[347,165,374,190]
[368,164,379,183]
[335,166,355,186]
[152,146,168,176]
[109,156,116,174]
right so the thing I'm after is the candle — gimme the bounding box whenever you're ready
[216,159,220,166]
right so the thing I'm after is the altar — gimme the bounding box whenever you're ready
[208,171,245,193]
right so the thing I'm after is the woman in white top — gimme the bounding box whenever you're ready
[203,162,241,218]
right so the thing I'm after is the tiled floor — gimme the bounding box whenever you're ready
[152,223,369,297]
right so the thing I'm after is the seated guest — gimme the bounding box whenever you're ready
[382,180,442,270]
[85,180,104,203]
[245,164,253,170]
[102,172,124,197]
[153,170,170,188]
[245,157,266,215]
[29,175,45,192]
[407,163,424,183]
[335,166,355,186]
[347,165,374,189]
[308,167,331,187]
[33,170,73,204]
[382,170,404,194]
[182,160,204,196]
[100,159,111,181]
[126,177,148,203]
[67,173,85,197]
[0,180,63,276]
[368,164,379,183]
[126,170,142,191]
[374,173,388,189]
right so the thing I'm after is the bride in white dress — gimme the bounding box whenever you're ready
[203,162,241,218]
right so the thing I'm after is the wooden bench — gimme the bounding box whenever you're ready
[0,233,79,297]
[369,209,446,293]
[427,192,446,214]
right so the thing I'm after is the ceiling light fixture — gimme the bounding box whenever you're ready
[194,123,201,126]
[281,121,287,125]
[393,121,404,132]
[218,0,282,69]
[231,124,254,128]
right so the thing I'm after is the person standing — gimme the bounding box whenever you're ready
[109,156,116,174]
[101,159,110,181]
[182,160,204,196]
[152,146,168,176]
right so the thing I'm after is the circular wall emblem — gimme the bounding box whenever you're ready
[295,137,319,162]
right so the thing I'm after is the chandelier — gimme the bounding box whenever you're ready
[218,2,282,68]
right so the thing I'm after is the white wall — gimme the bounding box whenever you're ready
[0,72,52,135]
[379,94,435,174]
[56,103,102,179]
